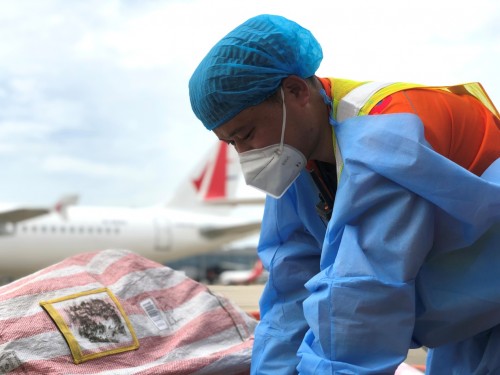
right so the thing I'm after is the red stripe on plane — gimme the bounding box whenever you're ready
[192,166,207,193]
[205,142,227,200]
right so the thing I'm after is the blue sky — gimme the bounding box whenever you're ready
[0,0,499,207]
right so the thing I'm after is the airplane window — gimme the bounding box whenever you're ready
[60,227,66,233]
[88,228,93,234]
[31,226,37,233]
[105,228,111,234]
[51,226,57,233]
[79,227,85,233]
[96,228,102,234]
[2,223,15,234]
[40,226,47,233]
[68,227,74,233]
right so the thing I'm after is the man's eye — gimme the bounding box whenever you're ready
[242,129,253,140]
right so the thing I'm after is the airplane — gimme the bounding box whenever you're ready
[0,142,265,280]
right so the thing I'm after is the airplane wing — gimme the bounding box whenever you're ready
[0,208,50,223]
[0,194,79,224]
[200,222,261,239]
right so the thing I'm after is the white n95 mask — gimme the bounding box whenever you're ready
[238,88,306,199]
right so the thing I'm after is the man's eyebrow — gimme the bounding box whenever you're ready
[219,125,246,140]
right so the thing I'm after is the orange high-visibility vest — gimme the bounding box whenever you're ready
[322,78,500,176]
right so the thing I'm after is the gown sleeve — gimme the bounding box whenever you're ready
[251,171,327,374]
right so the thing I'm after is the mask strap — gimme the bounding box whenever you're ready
[319,88,338,126]
[279,87,287,153]
[319,88,332,107]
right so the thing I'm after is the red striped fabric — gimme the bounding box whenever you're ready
[0,249,256,374]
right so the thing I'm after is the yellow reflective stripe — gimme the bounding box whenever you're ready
[331,129,343,184]
[358,82,499,119]
[331,78,369,120]
[444,82,500,118]
[337,81,395,121]
[359,82,425,115]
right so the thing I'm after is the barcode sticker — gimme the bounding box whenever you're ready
[140,298,168,331]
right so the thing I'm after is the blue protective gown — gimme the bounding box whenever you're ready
[251,113,500,374]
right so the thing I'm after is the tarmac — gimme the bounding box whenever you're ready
[209,284,427,369]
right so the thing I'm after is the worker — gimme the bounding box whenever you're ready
[188,14,500,374]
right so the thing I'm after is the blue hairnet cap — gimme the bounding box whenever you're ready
[189,14,323,130]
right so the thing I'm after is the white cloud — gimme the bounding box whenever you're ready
[0,0,498,206]
[42,155,135,178]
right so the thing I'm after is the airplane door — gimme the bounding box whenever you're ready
[154,217,171,251]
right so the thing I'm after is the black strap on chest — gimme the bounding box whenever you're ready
[307,160,337,222]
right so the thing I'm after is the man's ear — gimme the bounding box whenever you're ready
[282,75,310,106]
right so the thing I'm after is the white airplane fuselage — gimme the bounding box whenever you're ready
[0,204,260,278]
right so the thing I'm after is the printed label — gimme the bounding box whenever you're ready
[40,288,139,364]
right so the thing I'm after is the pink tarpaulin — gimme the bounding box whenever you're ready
[0,249,256,374]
